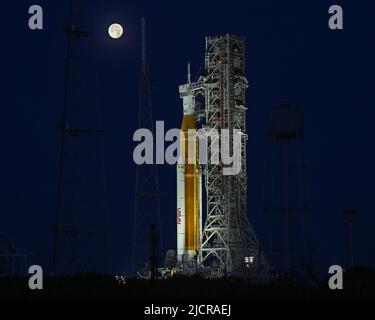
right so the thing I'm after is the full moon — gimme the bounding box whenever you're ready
[108,23,123,39]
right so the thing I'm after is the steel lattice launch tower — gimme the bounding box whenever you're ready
[177,34,269,279]
[176,64,203,268]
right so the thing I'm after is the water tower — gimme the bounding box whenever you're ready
[263,103,311,270]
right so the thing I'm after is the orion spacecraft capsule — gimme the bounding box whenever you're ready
[177,64,202,264]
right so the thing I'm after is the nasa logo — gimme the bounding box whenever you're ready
[177,208,182,224]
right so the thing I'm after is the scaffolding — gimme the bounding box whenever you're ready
[200,35,269,279]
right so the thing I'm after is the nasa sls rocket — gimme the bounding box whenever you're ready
[177,64,202,264]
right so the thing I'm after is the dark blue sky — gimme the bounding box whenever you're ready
[1,0,374,275]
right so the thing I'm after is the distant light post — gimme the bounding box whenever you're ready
[344,207,358,268]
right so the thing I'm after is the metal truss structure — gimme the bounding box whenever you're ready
[0,233,28,275]
[199,35,269,278]
[132,18,162,278]
[52,0,109,274]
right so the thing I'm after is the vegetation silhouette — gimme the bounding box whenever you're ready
[0,267,374,300]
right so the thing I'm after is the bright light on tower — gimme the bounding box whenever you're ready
[245,256,255,269]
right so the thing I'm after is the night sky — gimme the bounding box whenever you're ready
[1,0,375,275]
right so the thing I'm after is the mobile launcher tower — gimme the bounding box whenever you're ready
[177,34,269,280]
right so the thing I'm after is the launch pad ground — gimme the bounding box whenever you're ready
[0,267,374,300]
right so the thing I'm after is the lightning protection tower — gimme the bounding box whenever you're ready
[52,0,109,274]
[132,18,162,278]
[200,35,269,279]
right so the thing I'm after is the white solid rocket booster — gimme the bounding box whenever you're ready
[176,160,185,261]
[177,63,201,263]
